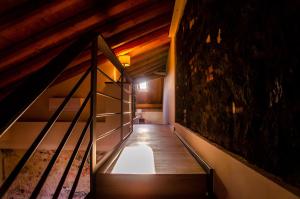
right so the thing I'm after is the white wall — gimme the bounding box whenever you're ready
[141,111,163,124]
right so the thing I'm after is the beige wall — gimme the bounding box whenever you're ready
[163,0,186,125]
[163,0,299,198]
[175,123,298,199]
[162,36,176,125]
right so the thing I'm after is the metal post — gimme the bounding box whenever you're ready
[90,35,97,196]
[120,69,124,140]
[132,83,136,120]
[130,83,134,132]
[128,83,132,132]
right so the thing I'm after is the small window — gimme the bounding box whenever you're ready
[138,81,148,91]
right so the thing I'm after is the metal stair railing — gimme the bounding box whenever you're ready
[0,33,135,198]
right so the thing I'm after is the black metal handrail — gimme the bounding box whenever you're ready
[96,122,131,141]
[30,92,91,198]
[0,67,91,197]
[53,117,92,199]
[97,91,121,101]
[97,68,121,88]
[68,140,92,199]
[123,88,131,94]
[0,32,135,198]
[174,130,214,198]
[97,91,131,104]
[96,112,121,117]
[96,111,131,118]
[0,33,94,137]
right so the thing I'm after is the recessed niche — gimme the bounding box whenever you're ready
[217,28,222,44]
[206,34,211,43]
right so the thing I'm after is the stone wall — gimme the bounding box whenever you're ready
[175,0,300,188]
[0,149,104,199]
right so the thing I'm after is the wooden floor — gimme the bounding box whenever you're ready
[105,124,205,174]
[95,124,209,198]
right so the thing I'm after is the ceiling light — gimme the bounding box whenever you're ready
[118,55,130,67]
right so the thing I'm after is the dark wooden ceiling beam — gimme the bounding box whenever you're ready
[69,25,170,69]
[99,1,173,38]
[128,58,167,77]
[130,63,165,78]
[142,64,166,76]
[1,15,171,90]
[111,26,170,56]
[68,13,171,68]
[2,25,169,89]
[0,43,69,89]
[0,0,151,71]
[0,0,52,25]
[0,0,97,50]
[131,45,169,65]
[53,27,170,85]
[105,12,172,49]
[134,74,165,83]
[127,52,169,72]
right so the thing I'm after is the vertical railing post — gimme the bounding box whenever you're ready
[90,35,97,196]
[132,83,135,131]
[128,83,132,132]
[120,69,124,140]
[130,83,133,132]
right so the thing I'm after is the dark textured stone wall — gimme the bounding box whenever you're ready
[176,0,300,188]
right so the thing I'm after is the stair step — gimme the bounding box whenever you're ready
[96,174,208,199]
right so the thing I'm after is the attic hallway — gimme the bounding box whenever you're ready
[95,124,210,198]
[2,0,298,198]
[0,8,213,199]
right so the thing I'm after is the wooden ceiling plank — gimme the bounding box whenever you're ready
[128,59,167,76]
[51,22,170,85]
[5,26,169,88]
[68,13,171,68]
[112,27,170,56]
[0,0,151,71]
[131,45,169,65]
[69,25,170,70]
[128,37,170,58]
[134,74,165,83]
[0,43,69,89]
[100,1,173,38]
[106,12,172,49]
[130,64,165,78]
[0,0,97,50]
[127,52,169,72]
[142,66,166,76]
[0,0,47,22]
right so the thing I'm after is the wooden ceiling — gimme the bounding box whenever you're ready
[0,0,174,92]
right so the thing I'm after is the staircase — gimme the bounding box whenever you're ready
[0,33,213,198]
